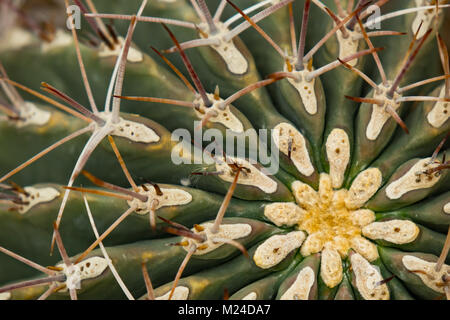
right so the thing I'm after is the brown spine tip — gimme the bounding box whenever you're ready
[161,23,211,107]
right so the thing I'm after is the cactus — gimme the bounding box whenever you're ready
[0,0,449,301]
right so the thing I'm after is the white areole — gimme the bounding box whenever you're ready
[184,222,252,255]
[385,157,442,200]
[325,128,350,188]
[350,253,389,300]
[194,93,244,133]
[345,168,382,209]
[128,184,192,214]
[362,220,420,244]
[17,186,60,214]
[216,156,278,194]
[254,231,306,269]
[56,257,109,291]
[41,29,72,53]
[412,0,438,39]
[283,60,318,115]
[14,102,51,128]
[280,266,315,300]
[427,86,449,128]
[241,292,257,300]
[402,255,450,293]
[98,112,160,143]
[366,82,402,141]
[320,245,343,288]
[198,22,248,75]
[156,286,190,300]
[272,122,315,176]
[444,202,450,214]
[0,292,11,300]
[336,25,360,67]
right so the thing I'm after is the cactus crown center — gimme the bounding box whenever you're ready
[296,175,365,257]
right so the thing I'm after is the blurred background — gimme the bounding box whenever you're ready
[1,0,449,49]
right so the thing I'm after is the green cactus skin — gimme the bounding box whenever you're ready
[0,0,449,301]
